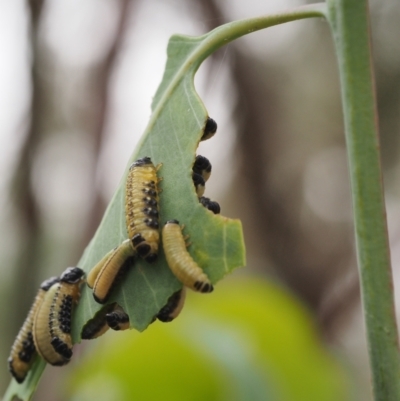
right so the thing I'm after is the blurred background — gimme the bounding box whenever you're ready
[1,0,400,400]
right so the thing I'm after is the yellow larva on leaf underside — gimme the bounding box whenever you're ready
[87,239,135,304]
[81,304,115,340]
[157,288,186,322]
[192,172,205,198]
[162,220,213,293]
[81,303,130,340]
[33,267,84,366]
[105,305,130,331]
[8,276,59,383]
[125,157,161,263]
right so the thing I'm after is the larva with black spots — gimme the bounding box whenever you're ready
[81,304,116,340]
[192,172,205,198]
[157,288,186,322]
[199,196,221,214]
[125,157,161,263]
[33,267,84,366]
[81,303,129,339]
[87,239,135,304]
[105,305,130,331]
[201,117,217,141]
[192,155,212,183]
[162,220,213,293]
[8,276,59,383]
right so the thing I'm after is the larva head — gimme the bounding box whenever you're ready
[130,157,152,169]
[199,196,221,214]
[165,219,179,226]
[40,276,60,291]
[105,308,130,331]
[132,234,158,263]
[201,117,217,141]
[60,267,85,284]
[193,155,212,176]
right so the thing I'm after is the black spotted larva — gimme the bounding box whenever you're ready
[33,267,84,366]
[192,172,205,198]
[8,276,59,383]
[105,305,130,331]
[199,196,221,214]
[81,303,129,339]
[125,157,161,263]
[192,155,212,183]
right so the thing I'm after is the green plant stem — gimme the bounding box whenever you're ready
[326,1,400,400]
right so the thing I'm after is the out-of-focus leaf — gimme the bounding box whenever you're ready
[66,277,352,401]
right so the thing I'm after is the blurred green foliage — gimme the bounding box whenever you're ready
[67,276,351,401]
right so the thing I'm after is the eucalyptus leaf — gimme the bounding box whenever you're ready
[73,33,246,337]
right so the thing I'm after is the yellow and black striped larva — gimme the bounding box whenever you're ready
[33,267,84,366]
[81,303,129,340]
[87,239,135,304]
[162,220,213,293]
[199,196,221,214]
[126,156,161,263]
[157,288,186,323]
[192,155,212,183]
[8,276,59,383]
[192,172,205,197]
[201,117,217,141]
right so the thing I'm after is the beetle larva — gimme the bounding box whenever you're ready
[201,117,217,141]
[192,155,212,183]
[81,303,129,339]
[192,172,205,198]
[81,304,116,340]
[33,267,84,366]
[125,157,161,263]
[162,220,213,293]
[199,196,221,214]
[88,239,135,304]
[8,276,59,383]
[157,288,186,322]
[105,305,130,331]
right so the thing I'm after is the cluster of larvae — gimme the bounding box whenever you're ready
[8,116,220,383]
[84,116,220,333]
